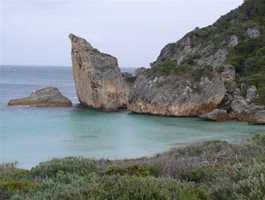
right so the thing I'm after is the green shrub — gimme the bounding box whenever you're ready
[21,174,209,200]
[0,180,37,200]
[106,165,160,177]
[155,60,193,75]
[180,166,217,183]
[233,163,265,200]
[242,0,265,17]
[0,169,30,181]
[0,180,36,193]
[30,157,97,178]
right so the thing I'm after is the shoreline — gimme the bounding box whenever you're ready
[2,134,251,170]
[2,134,265,199]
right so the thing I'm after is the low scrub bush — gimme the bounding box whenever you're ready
[106,165,160,177]
[30,157,97,178]
[2,135,265,199]
[155,60,193,75]
[14,174,209,200]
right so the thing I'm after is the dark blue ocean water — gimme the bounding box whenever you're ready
[1,66,265,168]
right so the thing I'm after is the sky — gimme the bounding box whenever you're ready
[0,0,243,68]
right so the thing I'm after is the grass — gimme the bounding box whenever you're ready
[2,134,265,199]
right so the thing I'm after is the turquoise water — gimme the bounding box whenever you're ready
[1,66,265,168]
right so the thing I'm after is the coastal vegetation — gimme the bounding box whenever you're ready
[2,134,265,200]
[156,60,193,75]
[152,0,265,103]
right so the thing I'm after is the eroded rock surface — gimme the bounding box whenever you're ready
[8,87,72,107]
[129,70,226,116]
[128,0,265,121]
[251,110,265,125]
[200,109,230,121]
[69,34,128,111]
[192,82,262,123]
[246,27,260,39]
[67,0,265,123]
[246,85,257,103]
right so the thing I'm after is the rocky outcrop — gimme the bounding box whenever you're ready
[8,87,72,107]
[69,34,128,111]
[199,109,230,121]
[246,86,257,103]
[221,65,236,82]
[201,84,263,122]
[127,12,232,116]
[246,27,260,39]
[67,0,264,124]
[122,72,136,96]
[128,0,265,121]
[129,69,226,116]
[251,110,265,125]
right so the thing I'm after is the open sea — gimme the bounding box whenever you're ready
[1,65,265,168]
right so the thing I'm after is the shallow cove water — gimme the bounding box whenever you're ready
[1,66,265,169]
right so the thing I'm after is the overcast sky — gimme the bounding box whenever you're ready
[0,0,243,68]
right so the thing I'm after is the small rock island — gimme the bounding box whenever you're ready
[8,87,72,107]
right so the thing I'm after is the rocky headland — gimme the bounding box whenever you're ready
[8,87,72,107]
[69,0,265,124]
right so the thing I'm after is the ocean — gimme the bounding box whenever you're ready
[1,65,265,168]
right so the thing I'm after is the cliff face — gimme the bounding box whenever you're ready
[129,69,226,116]
[129,0,265,118]
[69,0,265,121]
[69,34,128,111]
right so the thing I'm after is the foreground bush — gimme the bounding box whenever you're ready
[30,157,98,178]
[13,174,208,200]
[1,135,265,200]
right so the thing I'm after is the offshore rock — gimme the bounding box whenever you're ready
[69,34,128,111]
[8,87,72,107]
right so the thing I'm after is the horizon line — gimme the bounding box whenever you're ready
[0,64,137,69]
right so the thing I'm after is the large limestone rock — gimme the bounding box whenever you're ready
[69,34,128,111]
[129,69,226,116]
[8,87,72,107]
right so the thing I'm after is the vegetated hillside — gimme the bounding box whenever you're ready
[1,134,265,200]
[128,0,265,118]
[152,0,265,104]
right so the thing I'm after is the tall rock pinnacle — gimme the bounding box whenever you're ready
[69,34,128,111]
